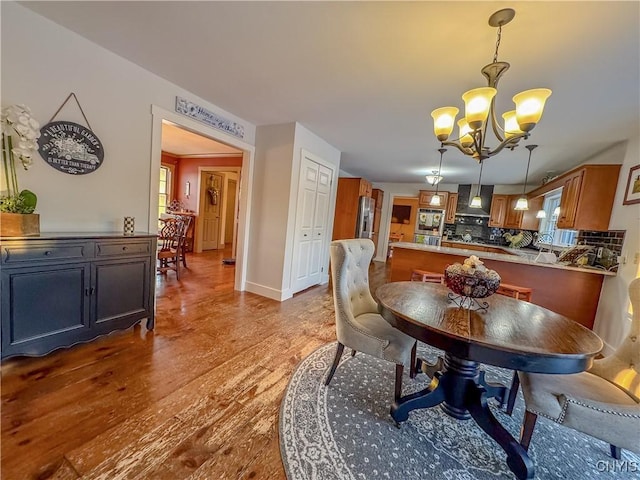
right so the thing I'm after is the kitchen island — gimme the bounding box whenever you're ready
[389,242,614,329]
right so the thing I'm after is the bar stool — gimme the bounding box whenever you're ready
[496,283,533,302]
[496,282,533,415]
[410,269,444,284]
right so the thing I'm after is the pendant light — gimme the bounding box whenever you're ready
[430,148,447,206]
[470,160,484,208]
[515,145,537,210]
[536,209,546,218]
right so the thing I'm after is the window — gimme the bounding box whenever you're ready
[538,191,577,247]
[159,166,171,218]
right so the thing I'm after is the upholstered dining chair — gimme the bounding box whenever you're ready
[157,217,189,279]
[518,277,640,458]
[325,238,417,401]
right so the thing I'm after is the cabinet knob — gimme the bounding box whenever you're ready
[303,234,308,237]
[44,251,52,256]
[122,246,128,251]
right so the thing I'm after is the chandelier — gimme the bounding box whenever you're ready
[430,8,551,162]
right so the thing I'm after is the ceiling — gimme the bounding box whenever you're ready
[161,121,242,157]
[22,1,640,186]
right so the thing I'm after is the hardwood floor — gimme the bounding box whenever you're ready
[1,248,389,479]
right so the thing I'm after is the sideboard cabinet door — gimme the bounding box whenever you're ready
[1,263,92,357]
[92,258,151,334]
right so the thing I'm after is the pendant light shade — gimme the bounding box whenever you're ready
[536,209,546,218]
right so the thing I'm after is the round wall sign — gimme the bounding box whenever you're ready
[38,121,104,175]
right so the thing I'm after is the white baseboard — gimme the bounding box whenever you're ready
[245,281,291,302]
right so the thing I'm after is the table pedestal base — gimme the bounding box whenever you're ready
[391,353,534,480]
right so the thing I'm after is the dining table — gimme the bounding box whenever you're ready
[375,281,603,480]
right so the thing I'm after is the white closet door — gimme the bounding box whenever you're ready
[291,153,334,294]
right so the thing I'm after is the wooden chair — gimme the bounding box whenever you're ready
[410,269,444,284]
[495,282,533,415]
[171,214,192,268]
[157,217,189,279]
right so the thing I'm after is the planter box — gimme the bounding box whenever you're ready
[0,213,40,237]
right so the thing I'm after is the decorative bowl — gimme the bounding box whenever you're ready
[444,264,501,299]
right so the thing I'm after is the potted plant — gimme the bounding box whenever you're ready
[1,104,41,236]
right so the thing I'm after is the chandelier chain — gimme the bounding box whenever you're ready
[493,24,502,63]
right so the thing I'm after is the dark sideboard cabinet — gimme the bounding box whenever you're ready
[0,233,156,359]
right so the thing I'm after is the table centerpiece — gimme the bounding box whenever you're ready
[444,255,501,312]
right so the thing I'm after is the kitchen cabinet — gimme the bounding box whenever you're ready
[529,164,621,231]
[332,177,373,240]
[556,170,583,229]
[371,188,384,256]
[488,194,541,230]
[488,194,509,227]
[0,233,155,359]
[445,193,458,224]
[504,195,524,229]
[419,190,448,208]
[520,196,543,231]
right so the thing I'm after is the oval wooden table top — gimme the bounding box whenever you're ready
[376,281,604,374]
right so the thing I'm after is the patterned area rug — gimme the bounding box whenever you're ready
[280,342,640,479]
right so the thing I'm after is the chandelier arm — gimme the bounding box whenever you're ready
[485,132,528,157]
[440,140,474,156]
[471,130,486,161]
[489,98,505,143]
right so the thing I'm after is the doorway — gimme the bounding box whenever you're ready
[150,105,255,292]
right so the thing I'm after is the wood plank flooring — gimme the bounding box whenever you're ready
[1,248,389,479]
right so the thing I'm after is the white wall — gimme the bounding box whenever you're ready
[1,3,255,232]
[247,123,296,299]
[248,122,341,300]
[593,137,640,353]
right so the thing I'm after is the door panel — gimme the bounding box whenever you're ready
[291,155,334,294]
[201,172,223,250]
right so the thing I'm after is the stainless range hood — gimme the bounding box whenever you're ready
[455,184,493,217]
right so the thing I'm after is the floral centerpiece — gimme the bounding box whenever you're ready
[1,104,40,214]
[444,255,501,311]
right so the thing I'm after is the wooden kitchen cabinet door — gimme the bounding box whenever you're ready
[504,195,524,229]
[488,194,508,227]
[445,193,458,223]
[557,171,584,229]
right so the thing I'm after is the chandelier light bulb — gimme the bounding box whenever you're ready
[431,107,459,141]
[502,110,523,138]
[458,119,474,148]
[462,87,497,130]
[513,88,552,132]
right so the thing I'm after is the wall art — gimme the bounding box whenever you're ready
[175,96,245,139]
[38,121,104,175]
[623,164,640,205]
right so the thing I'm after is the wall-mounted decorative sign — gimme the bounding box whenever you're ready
[38,121,104,175]
[38,93,104,175]
[175,96,245,139]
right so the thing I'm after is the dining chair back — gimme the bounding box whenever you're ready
[325,238,416,401]
[157,217,189,279]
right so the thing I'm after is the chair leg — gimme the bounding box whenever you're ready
[610,444,621,459]
[505,372,520,415]
[181,246,188,268]
[520,410,538,452]
[351,349,356,357]
[324,342,345,386]
[394,364,404,402]
[409,342,417,378]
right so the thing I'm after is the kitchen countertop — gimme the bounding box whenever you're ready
[391,241,616,276]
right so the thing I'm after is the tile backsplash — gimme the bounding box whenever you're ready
[577,230,625,270]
